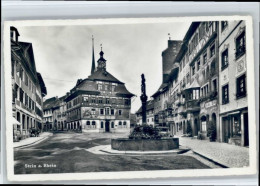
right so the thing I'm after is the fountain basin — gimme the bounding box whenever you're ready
[111,138,179,151]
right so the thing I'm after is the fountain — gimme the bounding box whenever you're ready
[111,74,179,151]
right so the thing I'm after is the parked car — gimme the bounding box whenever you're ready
[29,128,40,137]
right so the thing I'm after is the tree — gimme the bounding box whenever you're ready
[207,120,217,142]
[186,120,192,137]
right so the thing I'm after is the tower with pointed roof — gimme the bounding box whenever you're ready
[91,36,96,75]
[97,44,106,71]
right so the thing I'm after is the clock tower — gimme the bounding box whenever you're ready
[97,46,107,71]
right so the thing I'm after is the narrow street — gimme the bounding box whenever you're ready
[14,132,210,174]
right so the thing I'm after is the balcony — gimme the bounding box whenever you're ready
[178,104,187,117]
[186,100,200,113]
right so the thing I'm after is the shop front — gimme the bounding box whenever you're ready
[220,108,248,146]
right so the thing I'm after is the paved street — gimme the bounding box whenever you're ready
[179,137,249,168]
[14,132,210,174]
[14,132,53,148]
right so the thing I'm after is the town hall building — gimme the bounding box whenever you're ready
[64,39,135,133]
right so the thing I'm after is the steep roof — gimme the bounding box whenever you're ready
[151,83,169,98]
[87,68,122,84]
[43,97,59,110]
[115,84,135,97]
[65,67,134,101]
[11,39,47,97]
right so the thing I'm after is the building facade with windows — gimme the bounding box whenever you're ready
[11,26,47,139]
[218,20,248,146]
[43,97,57,131]
[165,22,220,140]
[152,39,182,128]
[64,47,134,133]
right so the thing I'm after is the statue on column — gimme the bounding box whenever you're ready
[140,74,148,125]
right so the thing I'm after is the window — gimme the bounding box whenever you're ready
[91,97,96,103]
[101,121,104,128]
[11,60,15,77]
[100,109,104,115]
[112,85,115,92]
[203,53,207,65]
[119,121,122,128]
[192,89,200,100]
[222,84,229,104]
[98,98,102,104]
[236,74,246,98]
[118,110,122,115]
[111,122,114,128]
[98,84,102,91]
[212,79,217,92]
[92,121,96,128]
[20,68,24,81]
[192,64,195,76]
[123,121,127,128]
[111,109,114,115]
[20,89,24,103]
[25,74,29,86]
[197,60,200,71]
[221,21,228,31]
[105,108,110,115]
[210,44,215,57]
[236,31,246,59]
[186,73,190,84]
[105,85,108,91]
[221,49,229,70]
[106,98,110,104]
[211,61,216,76]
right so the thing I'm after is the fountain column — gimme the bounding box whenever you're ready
[140,74,148,125]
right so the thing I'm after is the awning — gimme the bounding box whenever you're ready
[12,117,21,125]
[220,111,240,117]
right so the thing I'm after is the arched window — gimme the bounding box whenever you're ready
[123,121,127,128]
[86,121,90,129]
[92,121,96,128]
[119,121,122,128]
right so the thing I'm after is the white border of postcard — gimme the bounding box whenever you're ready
[4,16,257,182]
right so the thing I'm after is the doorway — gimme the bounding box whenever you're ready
[222,117,231,143]
[244,113,249,146]
[105,121,110,132]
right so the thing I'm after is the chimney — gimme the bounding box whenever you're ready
[10,26,20,43]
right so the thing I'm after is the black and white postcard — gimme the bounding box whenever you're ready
[3,16,257,181]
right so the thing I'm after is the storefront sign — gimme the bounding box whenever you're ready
[205,100,217,108]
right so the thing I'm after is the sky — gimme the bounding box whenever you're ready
[16,21,191,113]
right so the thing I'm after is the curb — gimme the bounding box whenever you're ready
[14,134,53,149]
[192,150,229,168]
